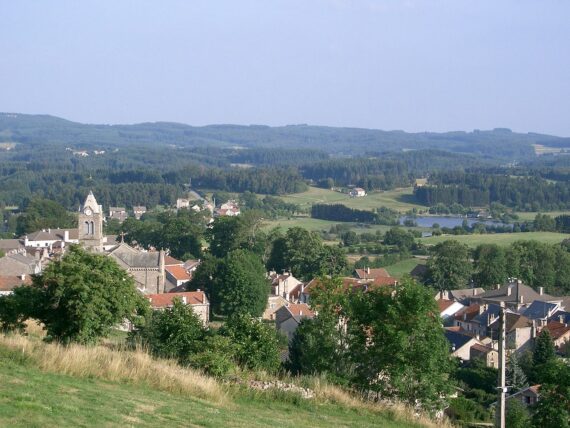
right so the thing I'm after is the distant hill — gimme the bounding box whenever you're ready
[2,112,570,160]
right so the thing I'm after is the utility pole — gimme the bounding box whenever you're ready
[496,302,506,428]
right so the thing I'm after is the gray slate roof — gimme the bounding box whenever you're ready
[444,330,476,351]
[523,301,560,320]
[108,244,161,268]
[477,281,559,304]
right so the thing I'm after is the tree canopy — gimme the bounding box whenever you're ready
[0,245,148,344]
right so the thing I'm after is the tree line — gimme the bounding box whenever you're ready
[415,171,570,211]
[425,239,570,295]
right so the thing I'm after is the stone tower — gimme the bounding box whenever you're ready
[78,191,104,251]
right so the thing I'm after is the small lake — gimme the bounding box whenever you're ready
[399,216,512,229]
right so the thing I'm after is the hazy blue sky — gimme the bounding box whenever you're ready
[1,1,569,135]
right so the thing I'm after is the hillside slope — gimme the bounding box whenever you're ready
[0,335,431,428]
[2,112,569,158]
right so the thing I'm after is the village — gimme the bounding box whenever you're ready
[0,191,569,420]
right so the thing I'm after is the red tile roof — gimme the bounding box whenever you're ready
[455,303,480,322]
[165,265,191,281]
[164,255,183,266]
[372,276,398,287]
[542,320,570,341]
[286,303,314,317]
[147,291,207,308]
[437,298,456,312]
[0,275,32,291]
[355,268,390,279]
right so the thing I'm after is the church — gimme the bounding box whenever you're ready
[78,191,166,294]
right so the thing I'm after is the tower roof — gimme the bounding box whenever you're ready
[81,191,101,213]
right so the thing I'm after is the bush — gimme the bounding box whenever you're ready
[188,335,238,378]
[220,314,281,373]
[136,298,206,364]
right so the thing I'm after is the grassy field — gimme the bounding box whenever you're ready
[385,258,426,279]
[279,186,425,213]
[420,231,569,248]
[515,211,570,221]
[0,334,435,428]
[262,217,410,235]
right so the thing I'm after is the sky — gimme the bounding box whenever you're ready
[0,1,569,135]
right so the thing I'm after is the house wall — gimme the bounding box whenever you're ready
[510,327,532,353]
[130,268,165,294]
[278,317,300,341]
[263,296,288,320]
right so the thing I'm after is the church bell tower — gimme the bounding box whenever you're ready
[79,191,104,251]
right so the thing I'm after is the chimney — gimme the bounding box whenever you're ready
[507,287,512,296]
[19,274,25,280]
[517,279,522,285]
[559,315,565,323]
[197,288,201,292]
[472,288,477,296]
[299,310,303,316]
[24,236,29,246]
[519,295,524,304]
[532,320,537,338]
[64,230,69,242]
[367,267,370,275]
[181,296,187,304]
[539,287,544,296]
[496,284,501,290]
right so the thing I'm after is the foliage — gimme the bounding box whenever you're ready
[506,352,528,393]
[210,249,268,318]
[188,334,238,378]
[207,211,265,258]
[505,399,531,428]
[0,246,148,344]
[348,279,454,413]
[473,244,507,289]
[426,240,472,291]
[122,209,208,259]
[311,203,395,224]
[15,198,76,235]
[266,227,348,280]
[220,314,281,373]
[383,227,416,252]
[533,330,556,366]
[531,364,570,428]
[447,396,490,424]
[135,298,206,364]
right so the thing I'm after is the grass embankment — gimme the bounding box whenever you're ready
[0,334,441,428]
[420,231,569,248]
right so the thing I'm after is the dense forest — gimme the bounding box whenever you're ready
[3,113,570,211]
[3,113,570,159]
[416,171,570,210]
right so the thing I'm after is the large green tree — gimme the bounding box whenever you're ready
[210,249,268,317]
[348,278,454,413]
[220,313,281,373]
[16,198,77,236]
[427,240,472,291]
[0,246,148,344]
[136,298,205,364]
[473,244,507,289]
[266,227,347,280]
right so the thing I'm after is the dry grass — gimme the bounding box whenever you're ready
[0,333,226,404]
[1,332,450,427]
[292,376,454,428]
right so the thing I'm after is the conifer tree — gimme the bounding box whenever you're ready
[506,352,528,393]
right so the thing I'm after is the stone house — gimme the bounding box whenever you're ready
[146,291,210,325]
[488,312,533,353]
[108,243,165,294]
[263,295,288,320]
[469,343,499,368]
[275,303,315,341]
